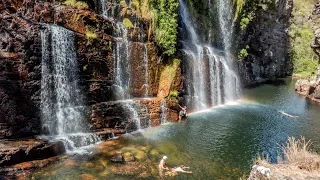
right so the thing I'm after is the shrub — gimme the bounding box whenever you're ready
[239,12,254,30]
[281,136,320,172]
[63,0,88,9]
[238,45,249,61]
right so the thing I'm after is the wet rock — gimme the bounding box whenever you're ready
[0,139,65,167]
[110,162,146,176]
[295,79,314,96]
[64,160,76,168]
[110,154,124,163]
[295,79,320,103]
[95,130,116,140]
[150,149,159,157]
[81,173,97,180]
[123,152,135,162]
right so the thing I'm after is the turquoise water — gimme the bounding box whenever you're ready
[30,79,320,179]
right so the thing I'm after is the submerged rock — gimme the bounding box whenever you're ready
[110,154,124,163]
[81,173,97,180]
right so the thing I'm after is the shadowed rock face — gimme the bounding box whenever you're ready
[237,0,293,87]
[0,13,42,139]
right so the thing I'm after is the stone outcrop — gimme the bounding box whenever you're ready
[135,98,180,126]
[295,78,320,103]
[237,0,293,87]
[0,139,65,168]
[0,13,42,139]
[311,3,320,59]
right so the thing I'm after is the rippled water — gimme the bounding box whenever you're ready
[30,79,320,179]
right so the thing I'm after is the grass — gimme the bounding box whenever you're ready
[63,0,89,9]
[281,137,320,172]
[252,137,320,179]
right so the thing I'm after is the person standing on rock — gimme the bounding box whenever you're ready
[159,156,169,177]
[178,104,187,123]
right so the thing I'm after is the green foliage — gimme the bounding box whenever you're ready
[85,31,97,40]
[289,0,318,76]
[63,0,88,9]
[234,0,275,22]
[238,45,250,61]
[150,0,179,55]
[122,18,134,28]
[168,90,179,100]
[240,12,254,30]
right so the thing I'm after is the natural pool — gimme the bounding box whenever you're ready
[30,79,320,179]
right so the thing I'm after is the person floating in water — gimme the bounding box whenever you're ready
[159,156,169,177]
[178,104,187,123]
[171,165,193,174]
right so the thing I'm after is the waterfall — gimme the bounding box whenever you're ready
[143,44,149,97]
[179,0,240,111]
[113,23,131,99]
[122,100,141,130]
[160,100,168,124]
[41,25,100,152]
[96,0,150,131]
[218,0,234,51]
[101,0,108,18]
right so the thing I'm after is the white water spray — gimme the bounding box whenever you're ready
[41,25,100,152]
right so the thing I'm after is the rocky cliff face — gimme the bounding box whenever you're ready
[295,2,320,102]
[237,0,293,87]
[311,3,320,59]
[0,0,182,139]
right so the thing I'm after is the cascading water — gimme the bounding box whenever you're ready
[179,0,240,111]
[218,0,234,51]
[41,25,100,152]
[143,44,149,97]
[98,0,146,131]
[122,100,141,130]
[160,100,168,124]
[101,0,108,18]
[113,24,131,99]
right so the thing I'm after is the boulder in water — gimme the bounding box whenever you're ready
[110,154,124,163]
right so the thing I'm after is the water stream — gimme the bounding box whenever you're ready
[143,44,149,97]
[40,25,100,152]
